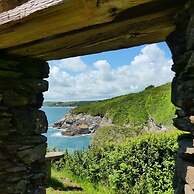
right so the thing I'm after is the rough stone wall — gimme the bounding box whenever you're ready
[166,1,194,193]
[0,55,49,194]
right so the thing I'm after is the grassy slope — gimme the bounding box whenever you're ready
[47,83,178,194]
[47,168,114,194]
[73,83,175,127]
[60,131,180,194]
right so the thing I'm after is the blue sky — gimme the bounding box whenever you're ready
[45,42,173,101]
[82,42,172,69]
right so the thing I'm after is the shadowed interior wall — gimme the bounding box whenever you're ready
[0,56,49,194]
[167,1,194,193]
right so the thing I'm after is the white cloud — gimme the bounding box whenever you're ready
[44,44,174,101]
[49,56,86,73]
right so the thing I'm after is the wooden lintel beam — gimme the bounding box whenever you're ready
[5,7,176,60]
[0,0,186,60]
[38,28,172,60]
[0,0,183,50]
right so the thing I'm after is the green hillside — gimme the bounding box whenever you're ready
[73,83,175,127]
[50,83,179,194]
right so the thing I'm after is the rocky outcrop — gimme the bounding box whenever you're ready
[143,118,168,132]
[53,113,112,136]
[54,113,169,136]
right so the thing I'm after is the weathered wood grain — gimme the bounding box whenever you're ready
[0,0,157,25]
[0,0,29,13]
[0,0,186,60]
[37,23,174,60]
[0,0,64,25]
[0,0,158,49]
[7,11,175,60]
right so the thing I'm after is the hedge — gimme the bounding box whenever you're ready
[53,131,179,194]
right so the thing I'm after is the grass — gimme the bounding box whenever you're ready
[49,131,181,194]
[60,130,181,194]
[47,167,115,194]
[73,83,176,146]
[47,83,178,193]
[73,83,175,127]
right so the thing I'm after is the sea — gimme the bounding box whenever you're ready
[41,107,91,152]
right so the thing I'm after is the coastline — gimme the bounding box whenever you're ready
[52,112,112,137]
[45,106,95,137]
[43,106,76,109]
[49,127,93,138]
[43,106,92,151]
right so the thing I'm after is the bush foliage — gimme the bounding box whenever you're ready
[54,131,179,194]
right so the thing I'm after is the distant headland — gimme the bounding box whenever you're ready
[43,101,97,107]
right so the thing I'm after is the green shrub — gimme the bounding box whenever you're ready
[54,131,179,194]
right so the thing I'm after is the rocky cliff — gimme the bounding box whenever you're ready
[53,113,112,136]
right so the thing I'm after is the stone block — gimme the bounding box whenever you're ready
[3,135,47,155]
[31,93,44,109]
[15,79,48,93]
[187,29,194,51]
[178,134,194,162]
[27,80,49,93]
[6,166,27,173]
[0,56,50,78]
[0,161,16,172]
[2,90,45,108]
[34,110,48,134]
[12,109,48,135]
[185,184,194,194]
[172,51,194,74]
[0,79,48,93]
[12,180,28,194]
[181,147,194,155]
[190,116,194,124]
[0,58,20,71]
[17,135,47,147]
[176,156,194,189]
[19,60,49,79]
[0,117,14,137]
[0,110,12,117]
[0,69,22,78]
[17,143,47,165]
[0,180,28,194]
[3,90,30,107]
[171,77,194,109]
[186,15,194,50]
[173,117,194,133]
[184,52,194,74]
[166,30,187,57]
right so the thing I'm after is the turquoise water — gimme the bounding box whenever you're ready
[42,107,91,152]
